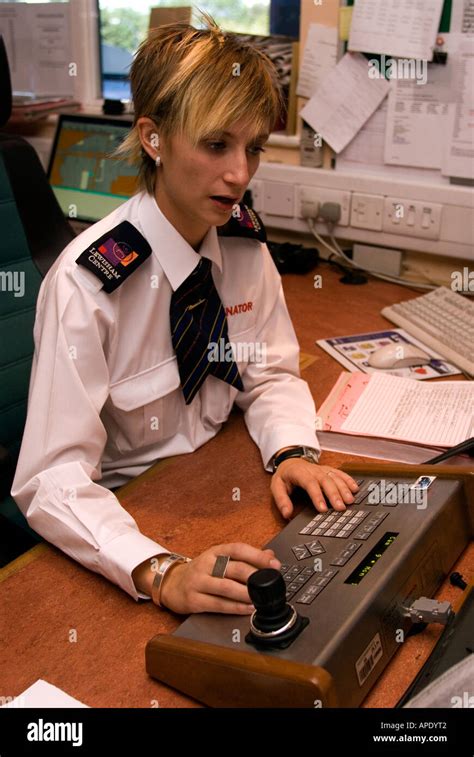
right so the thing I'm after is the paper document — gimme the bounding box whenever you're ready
[297,24,338,99]
[33,3,73,97]
[348,0,444,61]
[0,680,88,708]
[384,60,454,169]
[0,4,32,93]
[442,35,474,179]
[335,98,451,184]
[450,0,474,33]
[0,2,73,97]
[300,52,390,153]
[317,372,474,448]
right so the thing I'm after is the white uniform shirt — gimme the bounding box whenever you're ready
[11,190,319,600]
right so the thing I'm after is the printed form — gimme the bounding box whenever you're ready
[384,58,455,169]
[336,96,451,183]
[450,0,474,33]
[348,0,444,61]
[442,35,474,179]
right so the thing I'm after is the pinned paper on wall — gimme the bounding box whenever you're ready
[348,0,444,61]
[450,0,474,33]
[299,52,390,154]
[383,41,457,170]
[296,23,338,99]
[442,34,474,180]
[336,98,451,184]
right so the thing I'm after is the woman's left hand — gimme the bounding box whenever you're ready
[271,459,359,519]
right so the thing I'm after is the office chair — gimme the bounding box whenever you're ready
[0,34,75,550]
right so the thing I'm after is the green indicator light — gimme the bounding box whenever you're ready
[345,532,399,586]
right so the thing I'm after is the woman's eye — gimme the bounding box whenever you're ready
[205,142,266,154]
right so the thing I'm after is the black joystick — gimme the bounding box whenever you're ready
[245,568,309,649]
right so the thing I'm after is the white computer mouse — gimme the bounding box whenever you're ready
[368,343,431,369]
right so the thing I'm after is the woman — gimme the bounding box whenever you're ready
[12,12,358,615]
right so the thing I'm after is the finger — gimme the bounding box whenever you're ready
[318,474,348,511]
[300,478,328,513]
[271,476,294,520]
[336,471,360,491]
[200,575,254,604]
[191,593,256,615]
[215,542,281,570]
[224,558,277,586]
[328,472,357,505]
[328,470,359,497]
[284,468,336,509]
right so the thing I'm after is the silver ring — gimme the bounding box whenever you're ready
[249,606,298,638]
[211,555,230,578]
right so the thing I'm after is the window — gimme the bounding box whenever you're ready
[98,1,299,101]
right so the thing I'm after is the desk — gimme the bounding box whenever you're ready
[0,265,472,708]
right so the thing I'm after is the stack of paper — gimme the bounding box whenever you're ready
[316,372,474,463]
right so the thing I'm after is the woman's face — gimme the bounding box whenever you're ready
[140,117,269,250]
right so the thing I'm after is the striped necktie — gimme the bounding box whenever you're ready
[170,257,244,405]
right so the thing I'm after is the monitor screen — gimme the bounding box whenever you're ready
[47,114,138,223]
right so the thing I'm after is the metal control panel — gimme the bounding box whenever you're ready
[174,475,471,706]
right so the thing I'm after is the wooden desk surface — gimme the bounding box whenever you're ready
[1,265,472,708]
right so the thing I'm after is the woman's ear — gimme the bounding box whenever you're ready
[136,117,160,161]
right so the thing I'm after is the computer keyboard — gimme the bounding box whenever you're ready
[382,287,474,376]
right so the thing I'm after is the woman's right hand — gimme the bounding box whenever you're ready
[159,542,281,615]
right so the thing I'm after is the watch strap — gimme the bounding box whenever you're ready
[272,446,318,472]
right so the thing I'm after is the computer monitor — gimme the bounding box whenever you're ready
[47,114,138,224]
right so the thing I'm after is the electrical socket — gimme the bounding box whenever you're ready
[351,193,384,231]
[301,200,320,219]
[296,186,351,226]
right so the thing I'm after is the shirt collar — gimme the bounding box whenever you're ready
[137,190,223,291]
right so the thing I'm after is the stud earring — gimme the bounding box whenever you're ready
[150,132,160,167]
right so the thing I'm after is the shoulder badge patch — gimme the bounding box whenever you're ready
[75,221,152,293]
[217,203,266,243]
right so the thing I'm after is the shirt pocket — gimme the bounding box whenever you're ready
[108,358,182,453]
[228,323,259,378]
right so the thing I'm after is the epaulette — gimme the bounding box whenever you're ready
[75,221,152,293]
[217,203,267,243]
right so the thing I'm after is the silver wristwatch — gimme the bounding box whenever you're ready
[271,445,319,473]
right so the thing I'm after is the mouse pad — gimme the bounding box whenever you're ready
[316,329,460,380]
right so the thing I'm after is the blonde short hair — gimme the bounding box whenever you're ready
[114,9,285,195]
